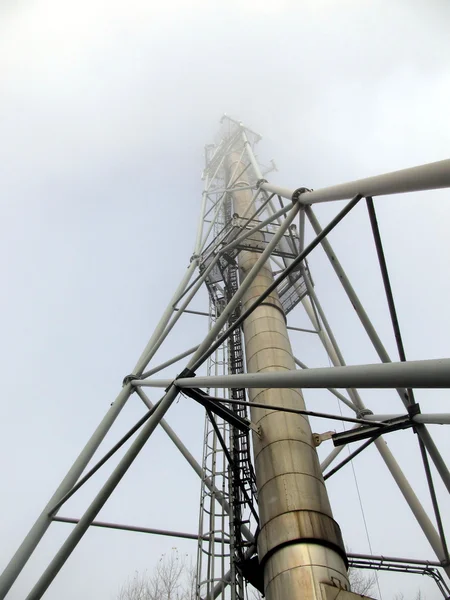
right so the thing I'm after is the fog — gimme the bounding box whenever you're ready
[1,1,449,598]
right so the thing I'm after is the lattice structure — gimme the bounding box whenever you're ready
[1,116,450,600]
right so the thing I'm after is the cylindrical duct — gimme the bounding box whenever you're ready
[227,150,349,600]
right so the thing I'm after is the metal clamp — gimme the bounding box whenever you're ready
[356,408,374,419]
[313,431,335,447]
[332,414,414,446]
[408,402,421,418]
[163,368,197,393]
[292,187,312,203]
[122,374,140,387]
[176,367,196,380]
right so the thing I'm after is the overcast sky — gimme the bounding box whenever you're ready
[1,1,450,599]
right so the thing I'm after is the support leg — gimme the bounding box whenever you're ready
[0,384,132,599]
[25,386,180,600]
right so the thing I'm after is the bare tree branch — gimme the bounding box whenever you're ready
[115,550,195,600]
[349,567,377,596]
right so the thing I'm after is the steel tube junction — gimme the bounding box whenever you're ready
[261,158,450,204]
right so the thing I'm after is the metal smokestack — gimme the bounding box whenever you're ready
[227,150,349,600]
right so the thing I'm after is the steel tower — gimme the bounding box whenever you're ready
[1,116,450,600]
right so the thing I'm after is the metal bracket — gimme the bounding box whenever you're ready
[356,408,374,419]
[122,374,139,387]
[292,187,312,203]
[165,367,197,393]
[408,402,421,418]
[182,388,250,433]
[177,367,196,379]
[250,422,262,438]
[313,431,335,447]
[332,414,414,447]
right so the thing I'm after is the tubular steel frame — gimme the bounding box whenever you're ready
[1,116,449,600]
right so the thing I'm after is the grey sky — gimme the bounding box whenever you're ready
[1,0,449,598]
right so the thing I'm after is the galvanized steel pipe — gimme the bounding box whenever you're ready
[140,357,450,389]
[261,158,450,204]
